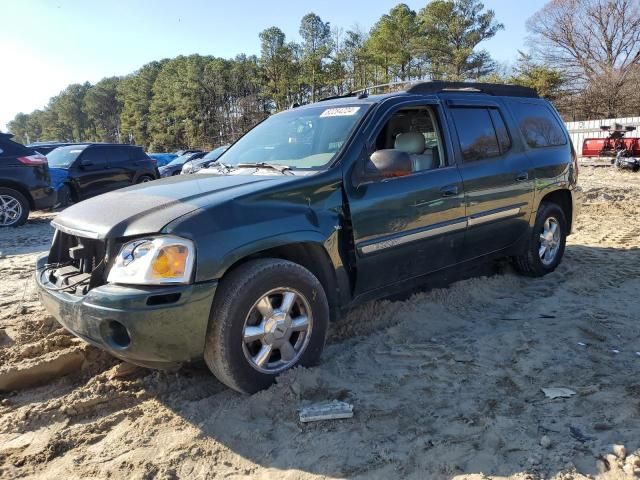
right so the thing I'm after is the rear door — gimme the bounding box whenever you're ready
[72,146,113,198]
[106,146,135,189]
[345,99,467,295]
[506,99,572,195]
[445,98,535,259]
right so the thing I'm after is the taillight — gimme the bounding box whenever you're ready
[570,141,579,178]
[17,153,48,165]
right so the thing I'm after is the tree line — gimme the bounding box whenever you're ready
[8,0,640,150]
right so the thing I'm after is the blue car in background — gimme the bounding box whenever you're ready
[158,151,206,177]
[148,153,178,167]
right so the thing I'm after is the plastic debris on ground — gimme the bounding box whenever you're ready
[541,387,577,399]
[299,400,354,423]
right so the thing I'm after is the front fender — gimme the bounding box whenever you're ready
[163,174,347,283]
[209,229,336,280]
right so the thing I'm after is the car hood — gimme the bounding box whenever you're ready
[52,173,299,240]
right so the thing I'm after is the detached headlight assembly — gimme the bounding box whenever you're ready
[107,236,195,285]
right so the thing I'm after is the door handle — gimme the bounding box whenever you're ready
[515,172,529,182]
[440,185,458,197]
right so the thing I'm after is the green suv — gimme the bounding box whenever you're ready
[36,82,581,393]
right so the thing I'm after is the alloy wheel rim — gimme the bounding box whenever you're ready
[539,216,561,266]
[0,195,22,226]
[242,287,313,374]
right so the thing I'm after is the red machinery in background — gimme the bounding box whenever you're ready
[582,124,640,157]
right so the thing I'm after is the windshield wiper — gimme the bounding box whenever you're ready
[215,162,234,173]
[237,162,294,175]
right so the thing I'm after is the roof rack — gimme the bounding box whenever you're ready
[317,80,538,103]
[406,81,538,98]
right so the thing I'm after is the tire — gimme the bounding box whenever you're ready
[55,185,72,209]
[513,201,567,277]
[136,175,154,183]
[204,258,329,394]
[0,188,29,227]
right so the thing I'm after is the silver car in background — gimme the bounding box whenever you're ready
[181,146,229,174]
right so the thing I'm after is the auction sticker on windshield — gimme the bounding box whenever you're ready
[320,107,361,117]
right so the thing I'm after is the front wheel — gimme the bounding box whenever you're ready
[513,201,567,277]
[204,259,329,394]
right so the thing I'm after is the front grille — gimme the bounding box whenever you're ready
[44,230,108,295]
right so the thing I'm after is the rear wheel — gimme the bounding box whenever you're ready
[136,175,154,183]
[513,201,567,277]
[0,188,29,227]
[204,259,329,394]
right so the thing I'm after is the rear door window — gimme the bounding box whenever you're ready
[450,108,501,162]
[510,101,566,148]
[79,147,108,167]
[107,147,133,166]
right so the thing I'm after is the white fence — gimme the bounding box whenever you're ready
[564,116,640,156]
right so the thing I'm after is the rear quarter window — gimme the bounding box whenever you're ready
[133,147,150,160]
[510,101,566,148]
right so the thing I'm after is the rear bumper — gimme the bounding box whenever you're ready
[35,254,216,369]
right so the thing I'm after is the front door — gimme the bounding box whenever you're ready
[346,102,466,295]
[445,100,535,259]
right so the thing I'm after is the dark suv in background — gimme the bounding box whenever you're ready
[47,143,158,206]
[27,142,74,155]
[0,133,55,227]
[37,82,581,393]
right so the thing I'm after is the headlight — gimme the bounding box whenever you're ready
[107,236,195,285]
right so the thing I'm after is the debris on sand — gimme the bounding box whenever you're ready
[107,362,141,380]
[541,387,576,399]
[299,400,354,423]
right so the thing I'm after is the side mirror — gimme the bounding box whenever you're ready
[367,149,412,178]
[80,159,94,168]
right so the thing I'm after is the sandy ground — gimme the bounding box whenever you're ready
[0,166,639,479]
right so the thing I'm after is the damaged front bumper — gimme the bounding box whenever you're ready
[35,254,217,369]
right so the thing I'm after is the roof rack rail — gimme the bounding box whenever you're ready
[351,81,418,96]
[318,92,358,102]
[406,81,538,98]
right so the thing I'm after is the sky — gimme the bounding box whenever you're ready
[0,0,547,131]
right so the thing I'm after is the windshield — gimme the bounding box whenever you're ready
[166,154,193,167]
[46,145,88,168]
[222,104,368,169]
[202,146,228,161]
